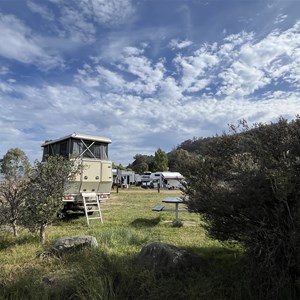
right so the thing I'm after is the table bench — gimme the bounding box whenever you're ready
[152,205,165,212]
[152,197,188,221]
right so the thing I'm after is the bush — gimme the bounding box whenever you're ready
[183,117,300,298]
[24,156,80,244]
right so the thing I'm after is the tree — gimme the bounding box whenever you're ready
[0,148,31,236]
[167,148,192,173]
[183,117,300,297]
[112,163,127,170]
[1,148,31,180]
[153,148,168,172]
[128,154,149,174]
[24,156,80,244]
[146,155,155,172]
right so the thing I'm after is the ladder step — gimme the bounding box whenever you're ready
[83,194,103,225]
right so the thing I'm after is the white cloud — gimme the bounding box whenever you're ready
[0,13,63,69]
[27,1,55,21]
[0,66,9,75]
[57,5,96,43]
[85,0,135,26]
[26,0,135,45]
[174,46,219,93]
[76,46,166,95]
[158,77,182,102]
[274,14,288,24]
[216,21,300,98]
[169,39,193,49]
[118,49,166,94]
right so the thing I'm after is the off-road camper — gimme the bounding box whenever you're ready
[41,133,112,220]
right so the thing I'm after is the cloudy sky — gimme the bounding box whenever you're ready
[0,0,300,166]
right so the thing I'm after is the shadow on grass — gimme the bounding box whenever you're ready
[0,232,38,250]
[0,234,16,250]
[0,236,248,300]
[2,238,297,300]
[130,217,161,228]
[60,212,85,222]
[184,243,243,260]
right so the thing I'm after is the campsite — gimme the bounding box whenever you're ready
[1,0,300,298]
[0,187,244,300]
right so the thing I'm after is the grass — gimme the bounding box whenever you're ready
[0,188,248,300]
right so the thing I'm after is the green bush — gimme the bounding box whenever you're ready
[183,117,300,298]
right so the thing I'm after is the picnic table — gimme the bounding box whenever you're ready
[152,197,188,221]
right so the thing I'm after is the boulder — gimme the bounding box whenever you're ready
[137,241,203,272]
[50,235,98,255]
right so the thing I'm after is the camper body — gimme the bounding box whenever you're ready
[41,133,112,212]
[112,169,136,187]
[141,172,184,189]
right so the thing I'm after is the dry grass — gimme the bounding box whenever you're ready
[0,187,245,300]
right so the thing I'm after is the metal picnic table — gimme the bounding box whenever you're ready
[152,197,188,221]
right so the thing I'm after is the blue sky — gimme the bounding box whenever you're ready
[0,0,300,166]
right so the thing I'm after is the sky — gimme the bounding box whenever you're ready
[0,0,300,166]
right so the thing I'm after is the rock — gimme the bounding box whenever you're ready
[137,241,203,272]
[50,235,98,255]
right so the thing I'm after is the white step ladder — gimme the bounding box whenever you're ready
[82,192,103,225]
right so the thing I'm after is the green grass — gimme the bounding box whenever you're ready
[0,188,249,300]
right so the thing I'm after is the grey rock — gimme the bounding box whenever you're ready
[137,241,203,272]
[50,235,98,255]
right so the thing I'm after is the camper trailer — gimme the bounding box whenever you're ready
[112,169,136,187]
[41,133,112,213]
[140,172,184,189]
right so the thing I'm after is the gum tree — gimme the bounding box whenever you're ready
[24,156,80,244]
[153,148,168,172]
[0,148,31,236]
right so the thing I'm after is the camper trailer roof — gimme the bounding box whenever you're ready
[161,172,184,179]
[41,133,112,147]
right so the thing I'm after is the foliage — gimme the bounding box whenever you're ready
[112,163,128,170]
[183,117,300,298]
[153,148,168,172]
[167,148,193,174]
[0,148,31,180]
[0,148,31,237]
[24,156,80,244]
[128,154,149,173]
[177,136,213,156]
[128,150,170,173]
[0,180,28,237]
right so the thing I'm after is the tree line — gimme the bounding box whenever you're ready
[121,133,217,174]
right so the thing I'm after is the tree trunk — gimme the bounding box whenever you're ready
[39,223,47,244]
[12,220,18,237]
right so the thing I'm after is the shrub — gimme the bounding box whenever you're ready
[183,117,300,298]
[24,156,80,244]
[0,148,31,236]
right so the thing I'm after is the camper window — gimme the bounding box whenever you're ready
[71,139,108,160]
[59,141,68,157]
[42,140,69,161]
